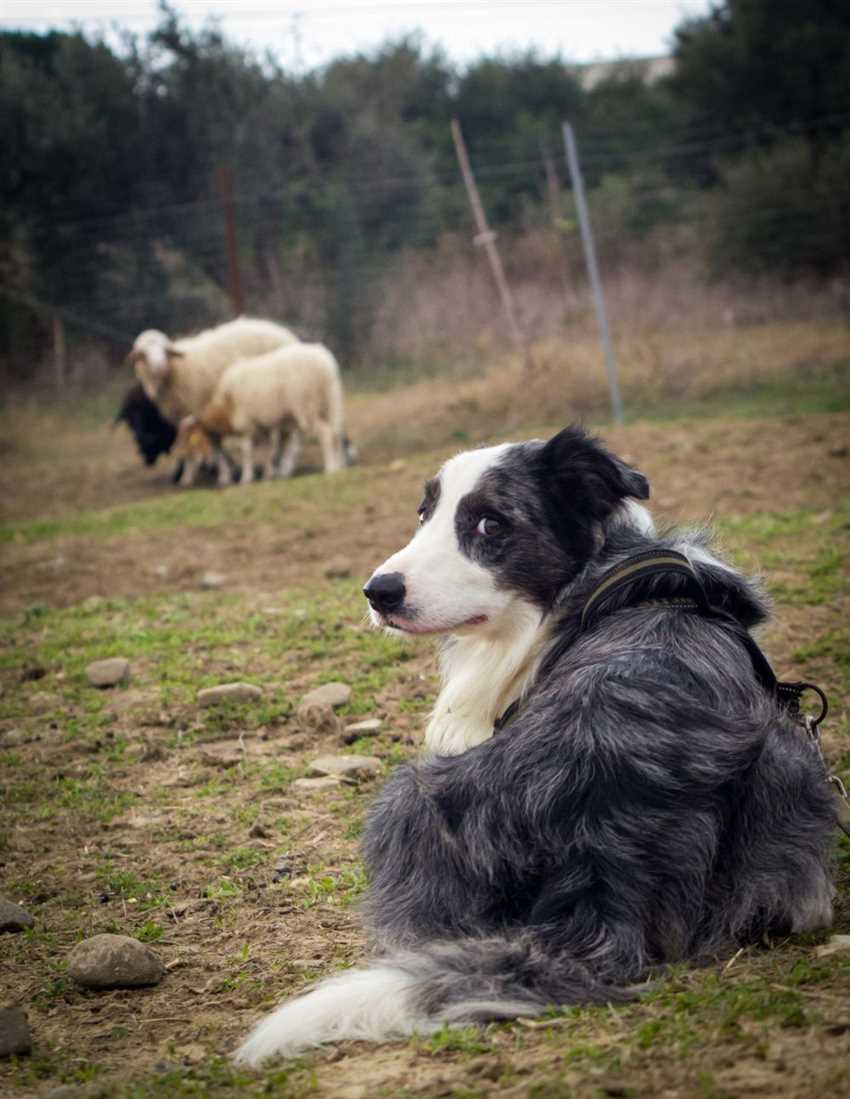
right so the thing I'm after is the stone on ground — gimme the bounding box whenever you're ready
[344,718,381,735]
[308,754,381,781]
[300,682,351,709]
[67,933,165,989]
[86,657,130,688]
[197,683,263,707]
[0,897,34,933]
[0,1006,32,1057]
[293,776,341,791]
[296,701,343,736]
[199,571,225,590]
[815,934,850,959]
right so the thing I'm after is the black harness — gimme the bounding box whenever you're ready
[495,549,849,835]
[579,549,827,723]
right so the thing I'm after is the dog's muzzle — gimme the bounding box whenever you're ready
[363,572,406,615]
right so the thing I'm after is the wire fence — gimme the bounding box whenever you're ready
[3,110,849,395]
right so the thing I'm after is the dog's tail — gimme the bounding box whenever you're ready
[233,937,620,1066]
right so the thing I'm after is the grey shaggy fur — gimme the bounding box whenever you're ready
[360,429,835,1022]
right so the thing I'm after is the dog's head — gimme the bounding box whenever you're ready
[363,426,650,637]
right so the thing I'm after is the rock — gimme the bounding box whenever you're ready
[308,755,381,782]
[197,683,263,708]
[0,729,28,748]
[199,741,273,767]
[323,557,352,580]
[199,572,225,590]
[86,658,130,689]
[293,776,341,792]
[344,718,381,735]
[300,682,351,709]
[389,459,406,472]
[175,1042,206,1064]
[0,1006,31,1058]
[67,933,165,989]
[296,701,343,737]
[0,897,34,933]
[152,564,171,579]
[815,934,850,959]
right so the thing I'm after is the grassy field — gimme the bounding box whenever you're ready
[1,361,850,1097]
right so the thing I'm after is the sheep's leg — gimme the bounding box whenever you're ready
[317,421,344,473]
[216,448,233,487]
[265,426,281,480]
[276,428,302,478]
[240,435,255,484]
[178,457,200,487]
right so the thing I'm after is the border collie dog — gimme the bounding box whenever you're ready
[236,426,834,1065]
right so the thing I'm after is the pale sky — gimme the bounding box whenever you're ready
[1,0,711,70]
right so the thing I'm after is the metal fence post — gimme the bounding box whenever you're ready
[562,122,624,423]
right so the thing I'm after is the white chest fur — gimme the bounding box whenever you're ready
[424,602,548,756]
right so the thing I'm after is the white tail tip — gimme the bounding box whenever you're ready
[233,965,428,1066]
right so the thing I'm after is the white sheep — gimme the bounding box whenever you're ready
[174,342,349,486]
[127,317,298,425]
[127,317,299,486]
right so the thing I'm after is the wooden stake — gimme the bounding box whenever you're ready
[216,166,245,317]
[450,118,534,371]
[541,143,575,304]
[52,313,66,392]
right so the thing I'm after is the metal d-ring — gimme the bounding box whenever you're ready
[796,682,829,729]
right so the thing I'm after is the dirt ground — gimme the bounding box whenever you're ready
[1,396,849,1098]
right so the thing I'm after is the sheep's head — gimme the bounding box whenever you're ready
[127,330,184,400]
[175,414,216,464]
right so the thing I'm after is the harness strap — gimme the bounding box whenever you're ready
[578,549,829,722]
[579,550,708,631]
[496,549,845,830]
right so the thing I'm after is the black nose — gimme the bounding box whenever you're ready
[363,572,406,613]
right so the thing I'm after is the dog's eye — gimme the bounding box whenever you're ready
[475,516,502,537]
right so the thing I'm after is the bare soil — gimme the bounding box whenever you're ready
[1,403,849,1099]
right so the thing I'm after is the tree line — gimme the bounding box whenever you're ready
[2,0,848,379]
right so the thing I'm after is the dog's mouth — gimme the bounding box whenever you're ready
[379,612,488,636]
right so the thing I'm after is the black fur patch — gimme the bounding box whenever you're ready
[115,383,176,466]
[451,428,651,609]
[417,478,441,525]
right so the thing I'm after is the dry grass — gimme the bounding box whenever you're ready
[348,314,850,458]
[369,238,849,377]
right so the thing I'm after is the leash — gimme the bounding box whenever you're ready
[499,550,850,836]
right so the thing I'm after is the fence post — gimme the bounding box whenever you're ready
[562,122,624,423]
[52,313,66,392]
[450,118,534,372]
[216,165,244,317]
[541,142,575,305]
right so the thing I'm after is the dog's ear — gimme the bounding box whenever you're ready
[539,425,649,523]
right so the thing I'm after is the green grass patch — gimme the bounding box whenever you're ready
[629,361,850,424]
